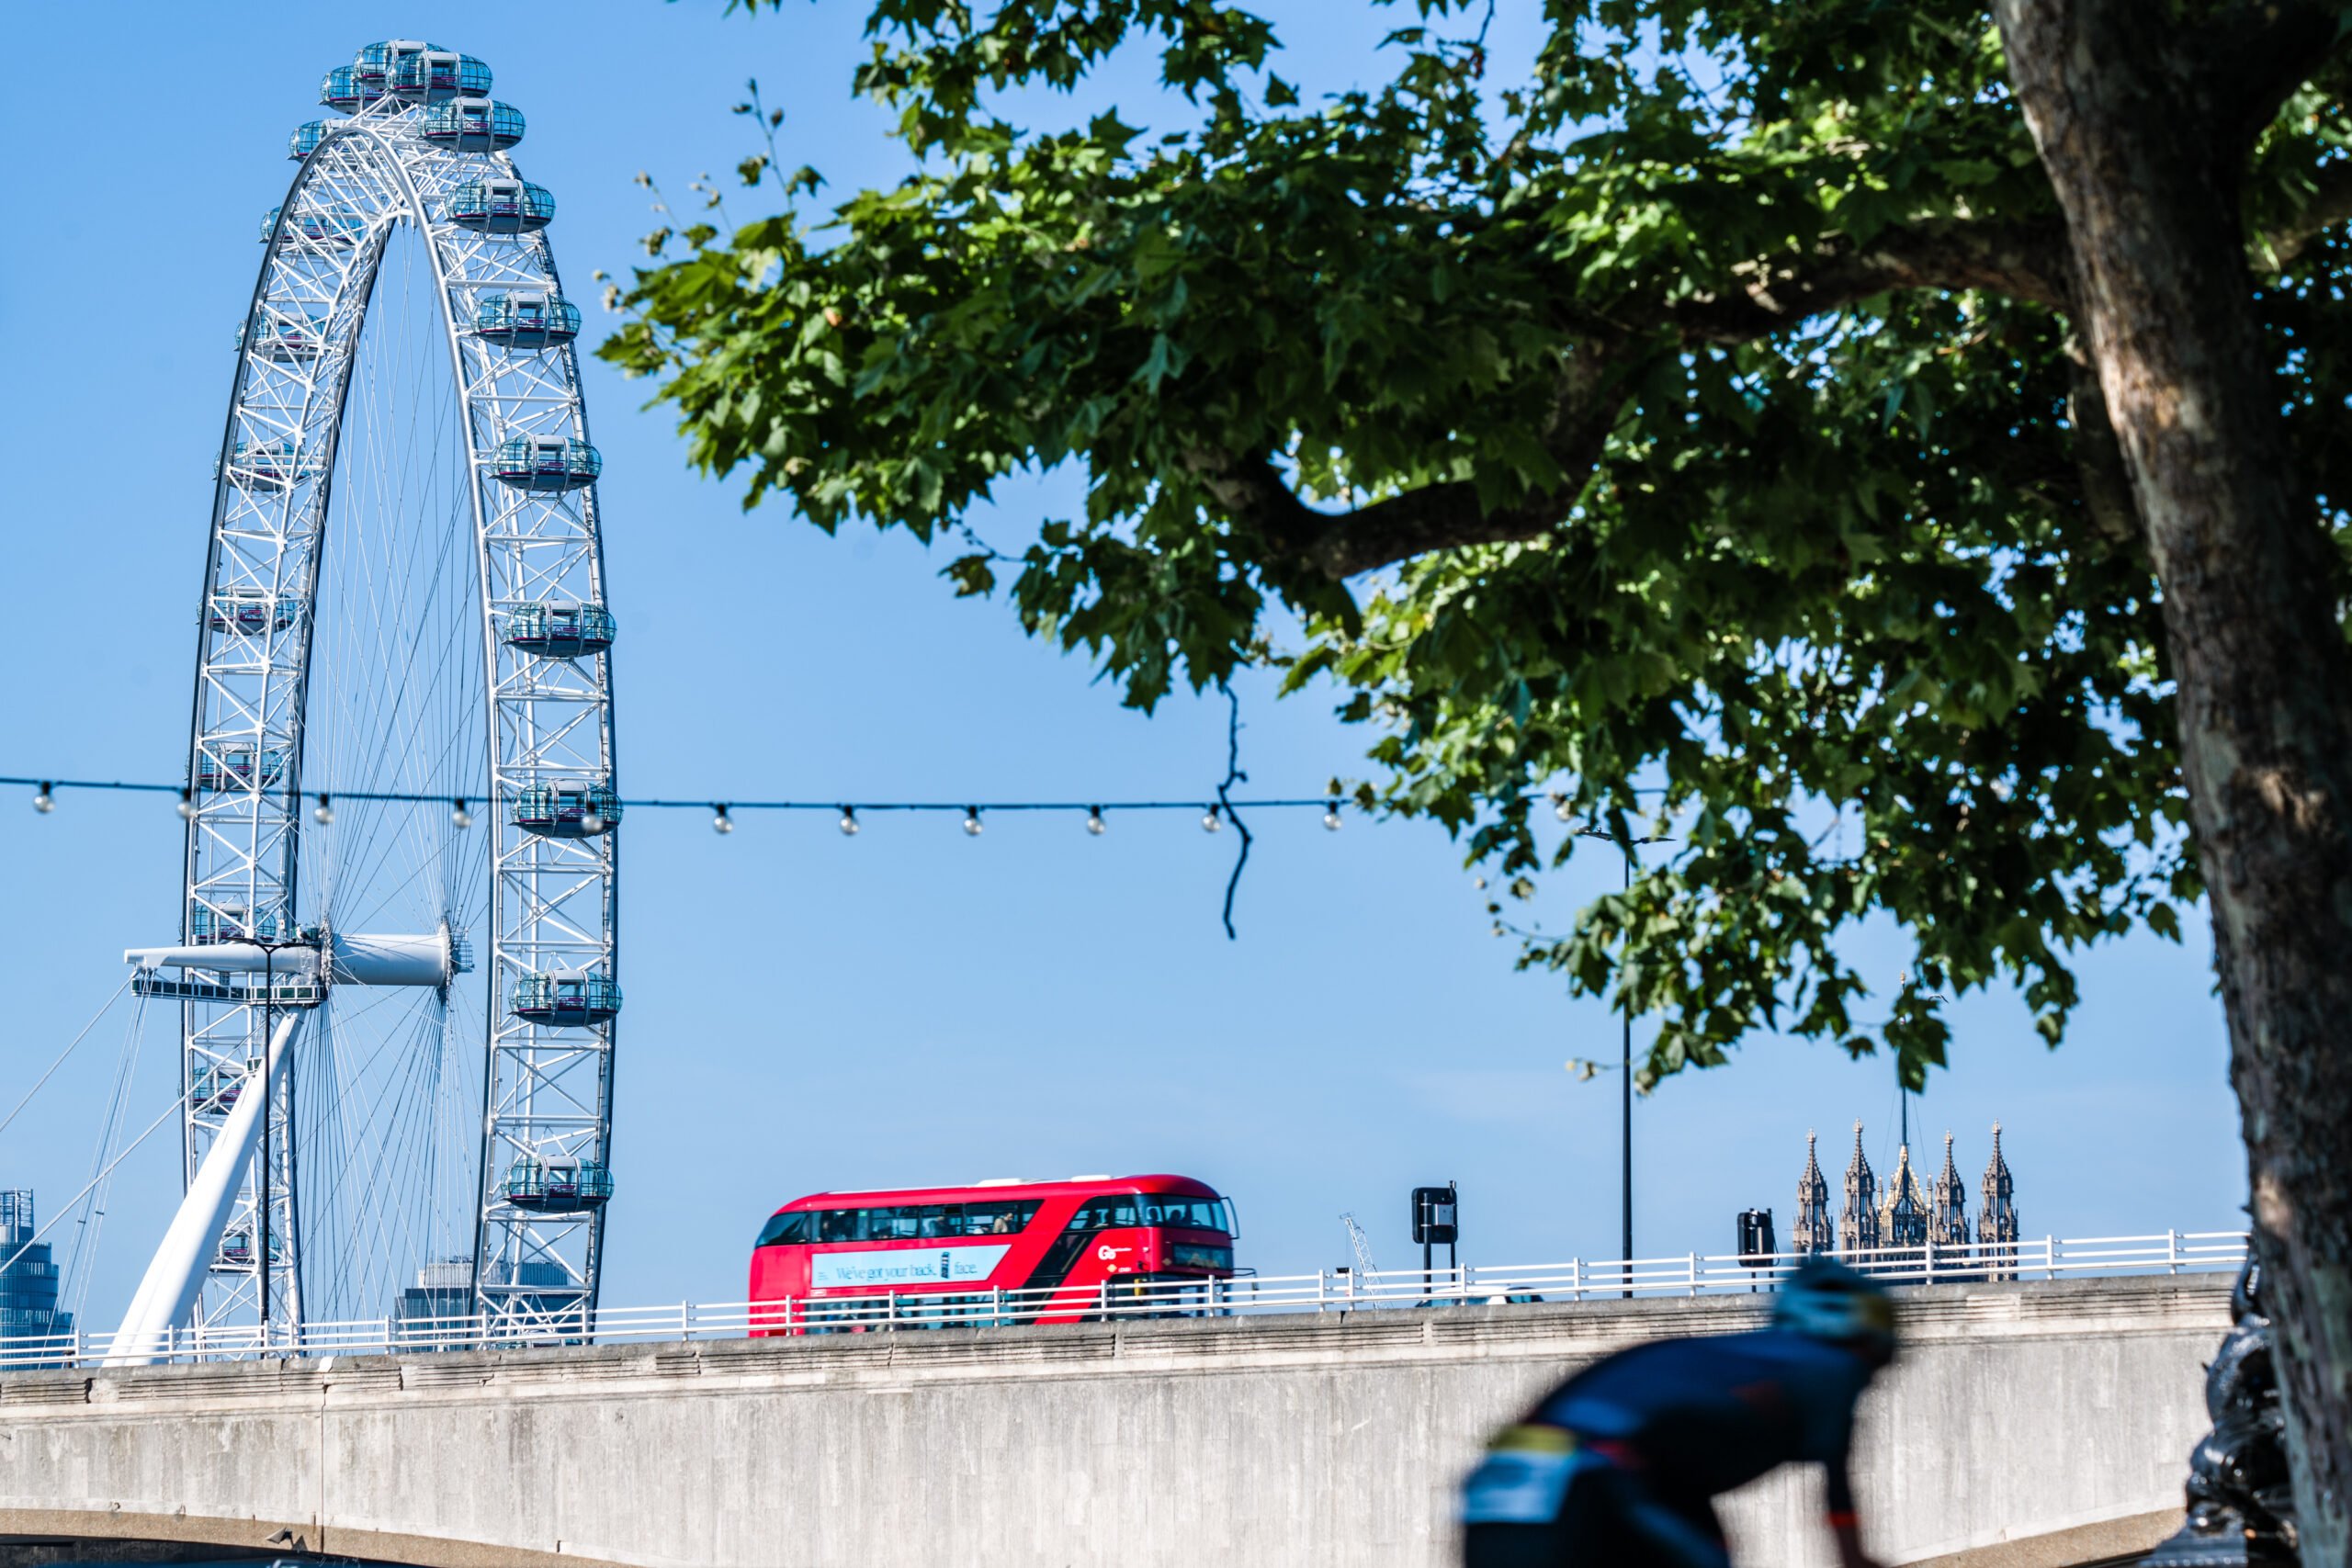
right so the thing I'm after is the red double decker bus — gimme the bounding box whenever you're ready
[749,1173,1238,1330]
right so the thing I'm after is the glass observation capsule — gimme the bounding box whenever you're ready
[190,1064,247,1114]
[447,178,555,235]
[195,746,288,793]
[320,65,370,114]
[237,310,328,362]
[492,435,600,491]
[475,291,578,350]
[423,97,524,152]
[510,973,623,1027]
[288,119,338,161]
[190,905,300,945]
[502,1158,614,1213]
[261,203,366,247]
[206,589,304,636]
[505,601,614,658]
[351,39,441,95]
[220,440,324,491]
[391,49,491,102]
[511,781,622,839]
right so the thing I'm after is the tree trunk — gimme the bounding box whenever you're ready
[1994,2,2352,1562]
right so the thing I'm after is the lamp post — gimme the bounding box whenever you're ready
[243,933,311,1341]
[1573,827,1671,1290]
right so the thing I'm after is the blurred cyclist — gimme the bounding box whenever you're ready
[1459,1257,1897,1568]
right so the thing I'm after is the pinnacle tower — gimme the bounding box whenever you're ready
[1793,1129,1834,1254]
[1839,1122,1881,1255]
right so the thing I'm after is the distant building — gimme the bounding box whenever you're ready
[1839,1123,1881,1255]
[0,1190,74,1358]
[1792,1130,1835,1254]
[1928,1134,1971,1249]
[1980,1123,2020,1280]
[1794,1127,2019,1280]
[393,1258,475,1348]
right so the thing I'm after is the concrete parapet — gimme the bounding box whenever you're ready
[0,1274,2228,1567]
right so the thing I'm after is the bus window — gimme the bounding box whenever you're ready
[1071,1197,1142,1231]
[756,1211,813,1247]
[1141,1196,1224,1230]
[920,1204,962,1238]
[966,1200,1037,1235]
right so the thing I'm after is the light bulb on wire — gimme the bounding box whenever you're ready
[313,793,334,826]
[838,807,859,837]
[33,782,54,814]
[1086,807,1105,836]
[711,804,733,835]
[1323,800,1343,831]
[963,807,983,837]
[451,797,472,829]
[1201,807,1222,833]
[1552,793,1574,823]
[177,787,197,822]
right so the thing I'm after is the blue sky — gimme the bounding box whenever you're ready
[0,3,2239,1319]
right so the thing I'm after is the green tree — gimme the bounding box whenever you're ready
[607,0,2352,1551]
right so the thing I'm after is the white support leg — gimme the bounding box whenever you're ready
[107,1012,302,1365]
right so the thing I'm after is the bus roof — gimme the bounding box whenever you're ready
[770,1173,1219,1214]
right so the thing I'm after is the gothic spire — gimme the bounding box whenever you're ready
[1793,1129,1834,1254]
[1928,1130,1970,1247]
[1979,1121,2019,1278]
[1880,1140,1928,1247]
[1839,1121,1881,1255]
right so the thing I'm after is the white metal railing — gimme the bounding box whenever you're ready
[0,1230,2246,1371]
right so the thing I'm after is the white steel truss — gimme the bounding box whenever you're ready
[172,55,619,1338]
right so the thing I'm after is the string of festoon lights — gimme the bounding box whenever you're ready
[0,774,1353,836]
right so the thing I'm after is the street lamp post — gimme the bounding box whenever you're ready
[1574,827,1670,1292]
[243,934,311,1342]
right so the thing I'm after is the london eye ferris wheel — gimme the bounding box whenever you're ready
[117,39,623,1348]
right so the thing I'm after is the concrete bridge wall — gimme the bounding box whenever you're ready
[0,1275,2225,1568]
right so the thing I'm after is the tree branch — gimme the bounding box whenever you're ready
[2261,159,2352,268]
[2202,0,2352,151]
[1184,341,1624,581]
[1653,219,2073,344]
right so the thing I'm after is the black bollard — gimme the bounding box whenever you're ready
[2140,1258,2298,1565]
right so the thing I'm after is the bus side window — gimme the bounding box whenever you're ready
[920,1204,959,1238]
[818,1209,854,1243]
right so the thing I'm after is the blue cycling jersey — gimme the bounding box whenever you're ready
[1531,1330,1874,1508]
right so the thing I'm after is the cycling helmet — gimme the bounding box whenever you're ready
[1772,1256,1897,1359]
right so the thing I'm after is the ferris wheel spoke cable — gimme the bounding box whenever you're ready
[334,1017,453,1316]
[0,975,135,1145]
[0,1086,197,1283]
[62,996,155,1315]
[308,992,444,1316]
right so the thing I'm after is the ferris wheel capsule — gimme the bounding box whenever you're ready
[448,177,554,236]
[504,600,614,658]
[510,973,622,1028]
[219,439,324,491]
[511,781,622,839]
[319,66,369,114]
[423,98,525,152]
[194,745,288,794]
[261,203,366,247]
[288,120,338,161]
[206,588,304,636]
[502,1157,614,1213]
[476,291,578,349]
[351,39,442,96]
[393,49,491,103]
[236,310,328,362]
[492,435,601,491]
